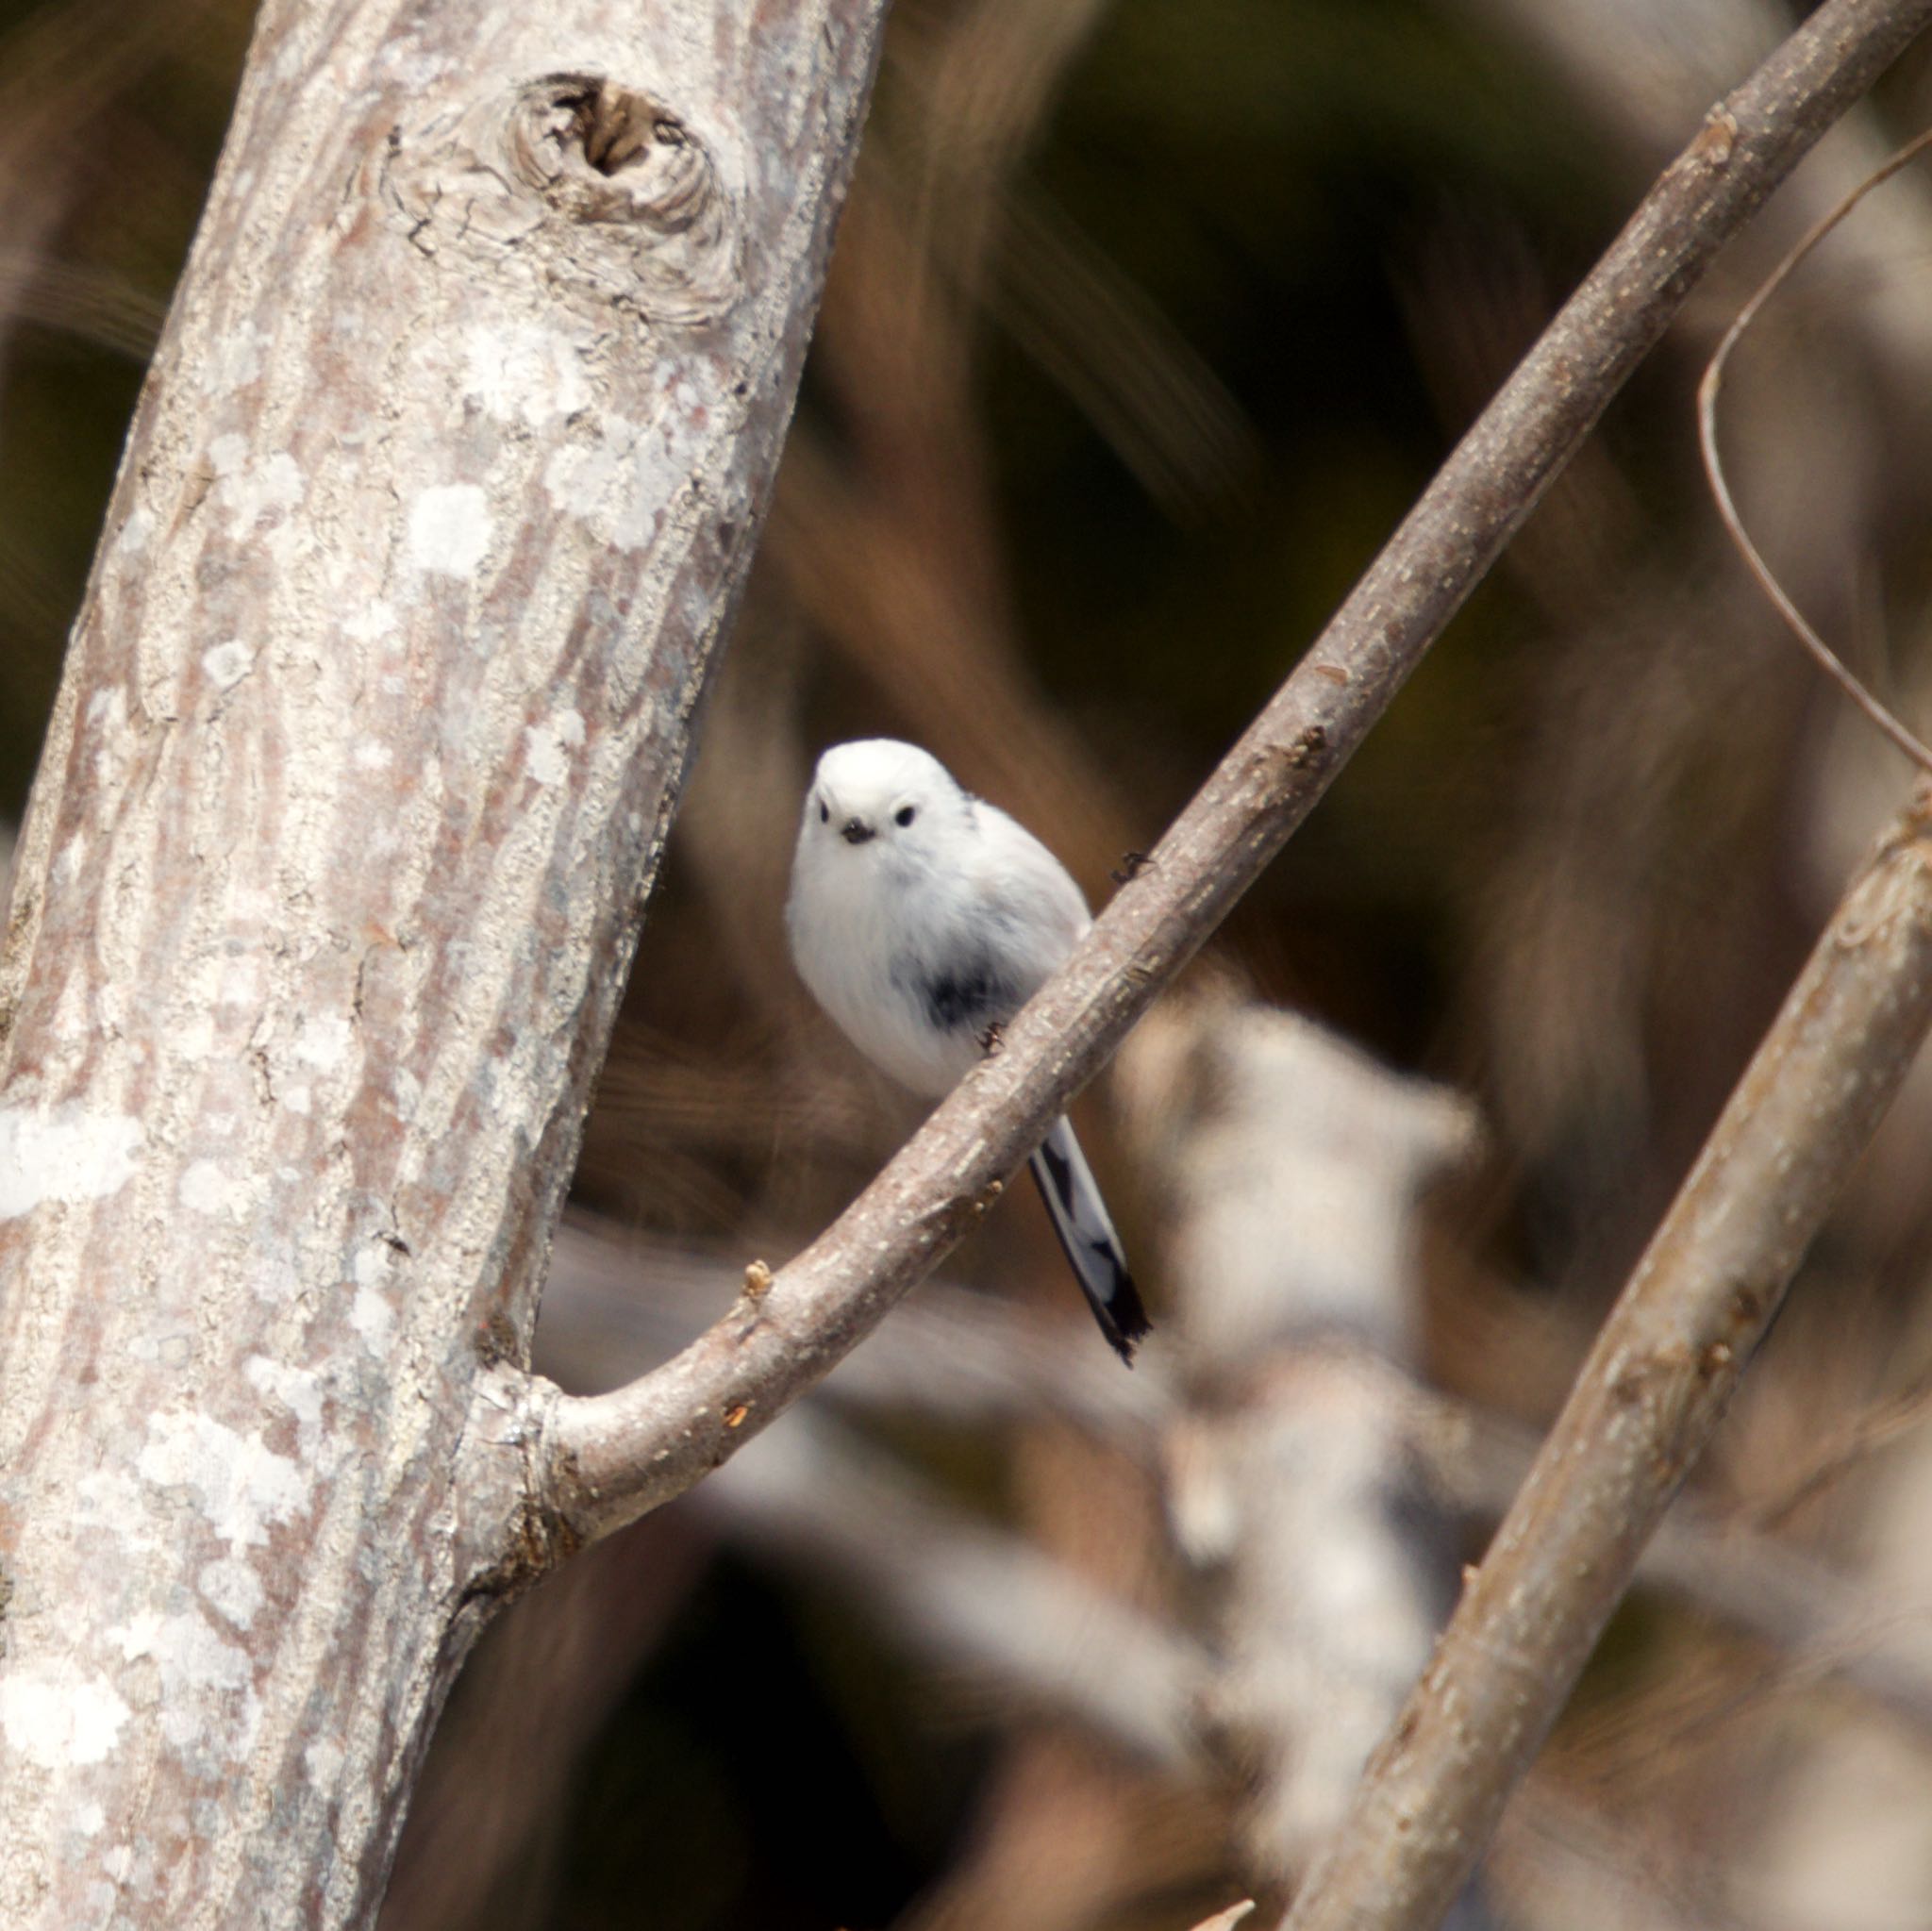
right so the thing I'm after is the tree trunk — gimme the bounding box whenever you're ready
[0,0,884,1923]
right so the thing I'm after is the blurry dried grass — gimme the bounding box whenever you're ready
[10,0,1932,1925]
[0,0,224,167]
[1441,0,1932,398]
[0,251,163,361]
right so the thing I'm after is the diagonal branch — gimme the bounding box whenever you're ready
[1277,789,1932,1928]
[522,0,1932,1552]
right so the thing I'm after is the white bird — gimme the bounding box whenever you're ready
[786,738,1151,1363]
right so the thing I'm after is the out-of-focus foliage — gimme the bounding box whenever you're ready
[9,0,1932,1926]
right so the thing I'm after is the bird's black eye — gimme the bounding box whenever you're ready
[818,799,829,824]
[894,805,917,827]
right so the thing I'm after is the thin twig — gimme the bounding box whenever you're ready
[1746,1353,1932,1529]
[1280,792,1932,1930]
[525,0,1932,1551]
[1699,124,1932,774]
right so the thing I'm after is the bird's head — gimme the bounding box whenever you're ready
[799,739,969,862]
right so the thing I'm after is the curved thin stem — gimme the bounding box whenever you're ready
[1698,123,1932,774]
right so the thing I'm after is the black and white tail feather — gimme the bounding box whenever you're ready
[1028,1115,1150,1364]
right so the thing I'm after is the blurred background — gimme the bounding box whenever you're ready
[8,1,1932,1925]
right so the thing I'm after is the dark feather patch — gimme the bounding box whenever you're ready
[904,954,1016,1037]
[1037,1132,1074,1197]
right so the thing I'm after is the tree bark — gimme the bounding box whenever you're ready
[0,1,884,1924]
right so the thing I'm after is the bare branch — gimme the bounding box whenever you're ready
[538,1214,1171,1443]
[1280,792,1932,1929]
[534,0,1932,1553]
[1428,1391,1932,1738]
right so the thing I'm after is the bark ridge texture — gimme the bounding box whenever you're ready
[0,2,885,1925]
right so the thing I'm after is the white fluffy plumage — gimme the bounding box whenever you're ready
[786,739,1150,1363]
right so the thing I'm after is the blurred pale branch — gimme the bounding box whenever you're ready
[537,1212,1932,1751]
[707,1406,1208,1771]
[514,0,1932,1549]
[1119,1002,1491,1922]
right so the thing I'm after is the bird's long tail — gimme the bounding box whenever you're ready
[1026,1115,1151,1365]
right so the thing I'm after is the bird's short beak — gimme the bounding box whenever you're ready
[840,819,874,845]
